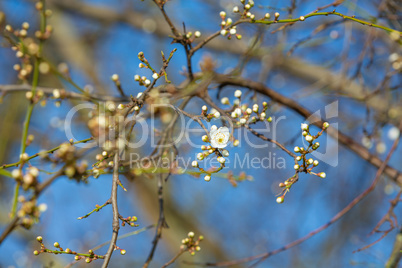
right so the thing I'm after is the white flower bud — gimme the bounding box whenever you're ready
[233,6,239,13]
[307,158,314,165]
[301,123,309,131]
[231,112,237,118]
[192,161,198,167]
[12,169,22,179]
[233,140,239,147]
[294,146,300,153]
[294,164,300,170]
[220,29,228,36]
[214,112,221,118]
[218,157,226,164]
[20,153,29,161]
[118,104,125,110]
[204,175,211,182]
[221,97,230,105]
[260,112,266,119]
[265,13,270,19]
[276,196,284,203]
[220,11,226,17]
[202,135,209,142]
[319,172,326,179]
[246,108,252,115]
[195,31,201,38]
[299,16,305,21]
[296,156,301,161]
[134,74,140,81]
[144,79,151,86]
[313,160,319,166]
[197,153,204,160]
[240,118,247,124]
[229,28,236,35]
[305,135,313,142]
[202,105,208,111]
[137,92,143,98]
[323,122,329,129]
[152,73,159,79]
[226,18,232,25]
[52,89,60,99]
[234,90,242,98]
[29,167,39,177]
[111,74,119,81]
[252,104,259,113]
[222,149,229,157]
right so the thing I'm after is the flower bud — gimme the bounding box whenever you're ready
[276,196,284,203]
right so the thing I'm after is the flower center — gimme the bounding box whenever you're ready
[216,133,225,144]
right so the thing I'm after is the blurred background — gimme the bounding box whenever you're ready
[0,0,401,267]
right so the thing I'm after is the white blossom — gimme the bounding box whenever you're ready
[210,126,230,148]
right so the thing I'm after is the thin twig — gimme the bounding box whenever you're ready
[101,152,120,268]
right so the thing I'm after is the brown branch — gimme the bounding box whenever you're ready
[101,152,120,268]
[143,174,168,268]
[161,248,186,268]
[245,125,296,158]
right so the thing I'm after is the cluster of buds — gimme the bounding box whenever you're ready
[294,123,329,176]
[136,51,161,86]
[276,122,330,204]
[192,125,231,182]
[232,1,282,23]
[389,53,401,71]
[53,143,89,181]
[16,198,45,229]
[120,215,139,227]
[34,237,107,263]
[12,165,39,191]
[219,11,241,40]
[134,73,152,87]
[232,0,256,21]
[223,90,272,125]
[180,232,203,256]
[201,105,221,121]
[185,30,202,40]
